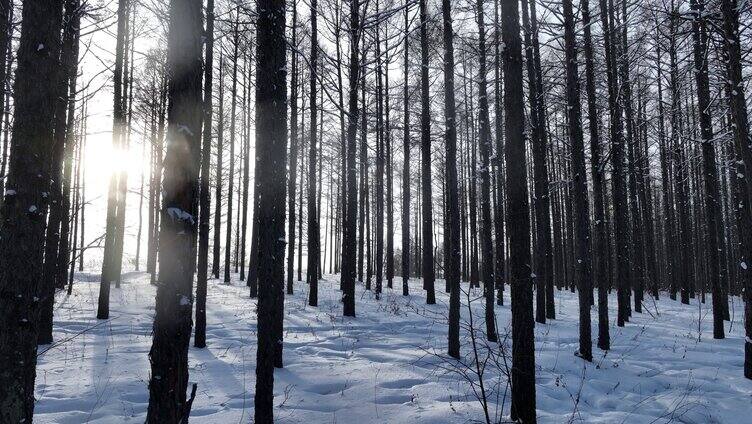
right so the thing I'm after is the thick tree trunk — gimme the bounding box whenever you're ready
[39,0,81,345]
[721,0,752,377]
[145,0,203,421]
[0,0,65,420]
[502,0,536,418]
[253,0,287,416]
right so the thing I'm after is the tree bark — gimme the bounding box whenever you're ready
[721,0,752,377]
[563,0,592,361]
[341,0,360,317]
[502,0,536,418]
[98,0,130,319]
[418,0,435,304]
[690,0,724,339]
[0,0,65,420]
[307,0,320,305]
[194,0,215,349]
[253,0,287,417]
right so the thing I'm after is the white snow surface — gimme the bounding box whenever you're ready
[35,271,751,423]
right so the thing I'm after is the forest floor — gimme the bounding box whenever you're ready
[35,270,751,423]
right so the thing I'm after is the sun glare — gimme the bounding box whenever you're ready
[85,131,147,185]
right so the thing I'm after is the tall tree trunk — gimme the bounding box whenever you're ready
[39,0,81,345]
[0,0,11,193]
[0,0,65,420]
[493,0,505,307]
[521,0,551,324]
[254,0,288,413]
[502,0,536,417]
[563,0,592,361]
[307,0,319,305]
[194,0,215,349]
[690,0,724,339]
[224,18,240,284]
[98,0,129,319]
[721,0,752,377]
[441,0,462,358]
[240,56,251,283]
[617,0,644,314]
[341,0,359,317]
[146,0,202,419]
[384,33,394,290]
[419,0,435,304]
[475,0,497,342]
[212,55,225,279]
[287,1,299,295]
[598,0,630,326]
[375,19,384,299]
[401,1,410,296]
[581,0,609,350]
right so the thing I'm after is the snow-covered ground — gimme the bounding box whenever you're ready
[35,271,751,423]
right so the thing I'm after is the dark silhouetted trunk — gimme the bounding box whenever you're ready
[253,0,287,416]
[563,0,592,361]
[146,0,203,420]
[502,0,536,417]
[341,0,359,317]
[0,0,65,420]
[441,0,462,358]
[419,0,435,304]
[194,0,215,349]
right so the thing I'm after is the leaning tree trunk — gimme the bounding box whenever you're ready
[146,0,203,421]
[502,0,536,418]
[0,0,65,421]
